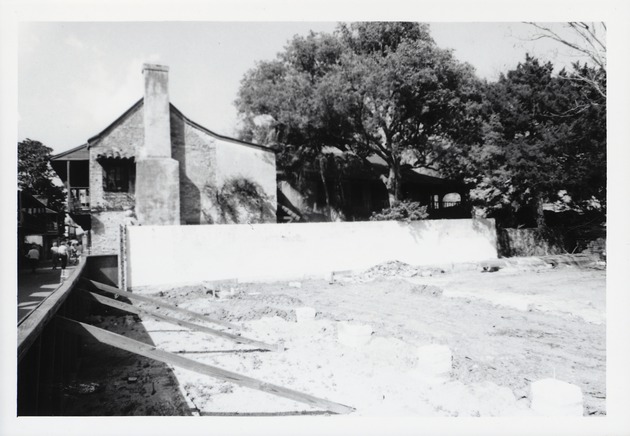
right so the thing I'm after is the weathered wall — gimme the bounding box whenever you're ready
[215,139,277,223]
[89,105,143,212]
[135,158,180,225]
[85,254,119,287]
[171,115,218,225]
[90,211,130,255]
[89,105,143,254]
[172,116,277,225]
[497,227,566,257]
[126,218,498,289]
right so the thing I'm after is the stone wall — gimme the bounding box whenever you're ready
[171,113,217,225]
[172,112,277,225]
[90,211,131,255]
[496,227,566,257]
[89,105,143,212]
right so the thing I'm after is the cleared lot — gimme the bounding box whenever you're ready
[64,263,605,416]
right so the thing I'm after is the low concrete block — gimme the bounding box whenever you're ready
[413,344,453,383]
[295,307,316,323]
[337,322,373,347]
[530,378,583,416]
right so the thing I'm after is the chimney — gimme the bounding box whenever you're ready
[142,64,171,158]
[135,63,181,226]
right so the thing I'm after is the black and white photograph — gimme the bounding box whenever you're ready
[2,1,630,435]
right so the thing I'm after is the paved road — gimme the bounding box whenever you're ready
[18,260,77,324]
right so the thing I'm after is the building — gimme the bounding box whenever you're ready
[277,149,469,222]
[17,190,64,265]
[51,64,277,255]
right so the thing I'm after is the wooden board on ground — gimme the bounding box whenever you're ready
[81,278,238,330]
[56,316,355,415]
[79,289,277,351]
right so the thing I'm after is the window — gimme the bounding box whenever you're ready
[101,160,135,192]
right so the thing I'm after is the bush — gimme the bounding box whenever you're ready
[369,200,429,222]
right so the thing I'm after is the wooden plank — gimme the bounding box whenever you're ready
[18,260,87,362]
[56,316,355,415]
[81,278,238,330]
[80,289,277,351]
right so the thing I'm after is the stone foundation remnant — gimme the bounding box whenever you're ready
[411,344,453,384]
[337,322,373,347]
[295,307,316,323]
[530,378,583,416]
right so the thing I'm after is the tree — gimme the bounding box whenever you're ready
[236,22,484,206]
[458,55,606,228]
[526,22,606,99]
[18,139,66,211]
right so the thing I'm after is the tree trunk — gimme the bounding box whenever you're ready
[380,161,402,207]
[535,192,546,229]
[318,155,331,219]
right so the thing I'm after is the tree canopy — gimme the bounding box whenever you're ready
[236,22,484,206]
[454,55,606,227]
[236,22,605,228]
[18,139,66,211]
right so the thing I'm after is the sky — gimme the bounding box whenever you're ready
[17,21,597,155]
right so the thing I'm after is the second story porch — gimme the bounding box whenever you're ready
[50,144,90,214]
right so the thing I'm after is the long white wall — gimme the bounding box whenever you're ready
[126,218,497,289]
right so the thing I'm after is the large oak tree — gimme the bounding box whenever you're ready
[236,22,483,206]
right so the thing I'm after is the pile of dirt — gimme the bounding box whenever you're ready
[342,260,444,283]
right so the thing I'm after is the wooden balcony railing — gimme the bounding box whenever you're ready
[70,188,90,212]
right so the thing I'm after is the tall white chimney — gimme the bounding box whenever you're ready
[135,63,180,225]
[142,64,171,158]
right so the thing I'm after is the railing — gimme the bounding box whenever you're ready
[70,187,90,212]
[18,258,87,415]
[442,201,461,209]
[430,200,461,210]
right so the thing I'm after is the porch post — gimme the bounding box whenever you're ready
[66,161,71,212]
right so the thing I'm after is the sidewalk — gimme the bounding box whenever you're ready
[18,259,77,324]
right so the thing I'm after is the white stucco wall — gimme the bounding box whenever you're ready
[215,139,277,209]
[126,218,498,290]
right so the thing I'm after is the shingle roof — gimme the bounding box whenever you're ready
[95,148,134,160]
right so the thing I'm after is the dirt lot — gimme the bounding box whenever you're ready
[64,261,605,417]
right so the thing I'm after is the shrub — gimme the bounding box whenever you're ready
[369,200,429,222]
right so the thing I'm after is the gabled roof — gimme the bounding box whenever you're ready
[50,143,89,161]
[318,146,461,188]
[84,98,275,153]
[51,97,276,161]
[169,103,274,153]
[87,98,144,146]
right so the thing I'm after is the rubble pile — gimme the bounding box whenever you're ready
[343,260,443,283]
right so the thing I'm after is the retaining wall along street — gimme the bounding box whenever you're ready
[125,218,498,290]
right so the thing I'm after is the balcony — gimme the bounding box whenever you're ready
[69,187,90,213]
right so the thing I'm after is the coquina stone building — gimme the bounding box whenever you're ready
[52,64,277,255]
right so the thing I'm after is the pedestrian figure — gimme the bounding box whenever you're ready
[58,241,69,270]
[26,244,40,273]
[51,242,59,269]
[69,242,78,265]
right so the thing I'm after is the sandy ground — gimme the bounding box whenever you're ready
[63,262,605,417]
